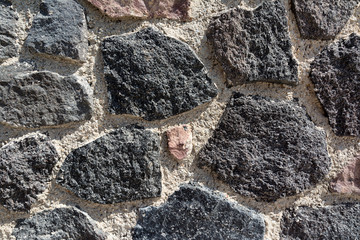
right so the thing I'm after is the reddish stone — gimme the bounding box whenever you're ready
[330,156,360,195]
[167,125,192,160]
[86,0,190,21]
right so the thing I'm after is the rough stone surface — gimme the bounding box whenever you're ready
[330,156,360,195]
[12,207,106,240]
[132,183,265,240]
[207,0,298,87]
[102,27,218,121]
[167,125,192,160]
[0,134,58,211]
[0,71,92,128]
[310,33,360,137]
[198,93,331,202]
[86,0,190,21]
[56,125,161,204]
[281,203,360,239]
[24,0,88,62]
[0,0,18,62]
[291,0,359,40]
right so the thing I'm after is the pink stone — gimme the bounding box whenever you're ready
[330,156,360,195]
[86,0,190,21]
[167,125,192,160]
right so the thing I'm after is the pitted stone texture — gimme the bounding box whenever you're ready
[0,0,18,62]
[56,125,161,204]
[102,27,217,121]
[330,156,360,195]
[86,0,190,21]
[167,125,192,160]
[207,0,298,87]
[198,93,331,202]
[133,183,265,240]
[12,207,106,240]
[291,0,359,40]
[0,134,58,211]
[24,0,88,62]
[0,71,92,128]
[281,203,360,239]
[310,34,360,136]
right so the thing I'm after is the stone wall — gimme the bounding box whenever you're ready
[0,0,359,239]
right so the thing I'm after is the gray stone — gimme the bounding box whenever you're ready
[101,27,218,121]
[133,183,265,240]
[291,0,359,40]
[0,133,58,211]
[56,125,161,204]
[281,203,360,240]
[198,93,331,202]
[24,0,88,62]
[12,207,106,240]
[0,0,18,62]
[0,70,92,128]
[310,34,360,136]
[207,0,298,87]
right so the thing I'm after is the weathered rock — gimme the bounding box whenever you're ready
[102,27,217,121]
[281,203,360,239]
[167,125,192,160]
[310,33,360,136]
[207,0,298,87]
[0,71,92,128]
[24,0,88,62]
[12,207,106,240]
[0,0,18,62]
[198,93,331,202]
[86,0,190,21]
[56,125,161,204]
[291,0,359,40]
[133,183,265,240]
[330,156,360,195]
[0,133,58,211]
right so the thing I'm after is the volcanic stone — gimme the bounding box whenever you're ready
[132,183,265,240]
[0,0,18,62]
[330,156,360,195]
[56,125,161,204]
[24,0,88,62]
[167,125,192,160]
[281,203,360,239]
[207,0,298,87]
[102,27,217,121]
[86,0,190,21]
[198,93,331,202]
[0,133,58,211]
[12,207,106,240]
[0,71,92,128]
[291,0,359,40]
[310,33,360,136]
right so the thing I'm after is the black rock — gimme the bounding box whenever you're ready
[12,207,106,240]
[24,0,88,61]
[56,125,161,204]
[281,203,360,240]
[0,1,18,62]
[0,134,58,211]
[132,183,265,240]
[198,93,331,202]
[310,34,360,136]
[101,27,218,121]
[0,70,92,128]
[207,0,298,86]
[291,0,359,40]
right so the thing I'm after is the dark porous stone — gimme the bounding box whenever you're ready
[12,207,106,240]
[207,0,298,87]
[101,27,218,121]
[281,203,360,240]
[0,71,92,128]
[198,93,331,202]
[310,33,360,136]
[0,134,58,211]
[24,0,88,62]
[0,0,18,62]
[56,125,161,204]
[291,0,359,40]
[132,183,265,240]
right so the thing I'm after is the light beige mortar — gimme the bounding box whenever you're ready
[0,0,359,239]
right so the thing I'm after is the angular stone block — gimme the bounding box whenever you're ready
[0,0,18,62]
[167,125,192,160]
